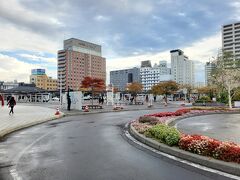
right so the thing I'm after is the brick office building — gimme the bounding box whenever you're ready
[58,38,106,91]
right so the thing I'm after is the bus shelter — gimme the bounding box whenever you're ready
[2,85,49,103]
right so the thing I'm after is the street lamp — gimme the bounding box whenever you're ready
[59,70,63,106]
[111,83,114,106]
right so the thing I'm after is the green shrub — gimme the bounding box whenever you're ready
[148,124,168,140]
[147,124,181,146]
[165,128,181,146]
[217,92,228,104]
[195,100,212,103]
[232,88,240,101]
[199,96,211,101]
[155,126,168,140]
[144,130,153,138]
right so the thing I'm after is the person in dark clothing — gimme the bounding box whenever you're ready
[130,97,134,104]
[101,96,104,105]
[67,94,71,111]
[7,96,10,102]
[146,95,149,103]
[7,96,16,115]
[154,96,156,102]
[0,94,4,107]
[98,97,101,104]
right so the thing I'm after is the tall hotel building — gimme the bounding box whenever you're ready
[170,49,194,85]
[222,22,240,65]
[58,38,106,91]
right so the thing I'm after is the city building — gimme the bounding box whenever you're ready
[140,60,171,91]
[205,61,216,85]
[0,81,4,91]
[141,60,152,68]
[58,38,106,91]
[0,80,19,90]
[30,69,58,91]
[194,82,205,88]
[110,67,140,91]
[170,49,194,85]
[222,22,240,64]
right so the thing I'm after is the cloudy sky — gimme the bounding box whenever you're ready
[0,0,239,83]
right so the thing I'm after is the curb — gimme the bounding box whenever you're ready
[129,121,240,176]
[0,113,65,139]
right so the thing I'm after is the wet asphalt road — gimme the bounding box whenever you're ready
[175,113,240,144]
[0,109,236,180]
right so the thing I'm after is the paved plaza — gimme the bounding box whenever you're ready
[175,113,240,144]
[0,100,180,138]
[0,104,61,138]
[0,102,239,179]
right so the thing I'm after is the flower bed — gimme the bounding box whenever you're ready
[179,135,240,164]
[131,108,240,164]
[145,109,191,118]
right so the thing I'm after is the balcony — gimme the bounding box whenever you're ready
[223,32,233,36]
[224,36,233,40]
[223,28,233,32]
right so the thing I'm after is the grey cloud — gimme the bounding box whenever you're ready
[0,0,237,59]
[0,0,66,38]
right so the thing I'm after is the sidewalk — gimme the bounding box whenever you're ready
[0,101,182,139]
[0,104,63,138]
[62,102,181,116]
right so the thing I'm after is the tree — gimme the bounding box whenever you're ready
[211,51,240,108]
[151,81,179,103]
[126,82,143,104]
[81,76,105,105]
[232,87,240,101]
[112,87,119,93]
[213,69,240,108]
[197,86,217,99]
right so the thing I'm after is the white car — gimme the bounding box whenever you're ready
[83,95,91,100]
[52,97,60,101]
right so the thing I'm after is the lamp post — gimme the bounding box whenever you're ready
[112,83,114,106]
[59,71,63,106]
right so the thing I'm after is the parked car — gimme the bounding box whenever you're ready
[43,98,49,102]
[52,97,60,101]
[83,95,91,100]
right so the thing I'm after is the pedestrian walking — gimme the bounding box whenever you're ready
[67,94,71,111]
[145,95,149,103]
[7,96,10,102]
[154,96,156,102]
[101,96,104,105]
[7,96,16,115]
[0,94,4,107]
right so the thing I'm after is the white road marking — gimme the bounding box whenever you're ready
[9,129,56,180]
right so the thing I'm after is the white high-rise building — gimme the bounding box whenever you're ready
[222,22,240,62]
[170,49,194,85]
[205,61,216,85]
[140,60,171,91]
